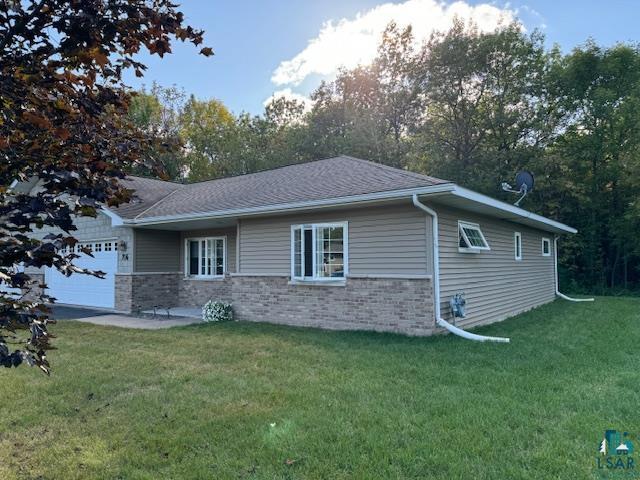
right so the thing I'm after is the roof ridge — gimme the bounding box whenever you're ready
[339,155,448,184]
[178,155,349,187]
[125,174,185,186]
[133,186,183,220]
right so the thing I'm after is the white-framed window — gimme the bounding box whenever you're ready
[94,242,102,252]
[458,221,490,253]
[105,242,113,252]
[291,222,348,281]
[184,236,226,278]
[514,232,522,261]
[542,237,551,257]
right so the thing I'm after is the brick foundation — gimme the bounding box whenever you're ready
[230,275,435,336]
[115,273,181,312]
[115,273,435,336]
[178,278,232,307]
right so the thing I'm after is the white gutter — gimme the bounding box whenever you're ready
[554,236,594,302]
[451,186,577,234]
[412,194,510,343]
[121,183,575,236]
[124,184,456,226]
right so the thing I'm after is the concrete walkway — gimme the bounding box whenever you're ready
[70,314,203,330]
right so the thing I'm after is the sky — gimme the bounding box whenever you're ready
[124,0,640,115]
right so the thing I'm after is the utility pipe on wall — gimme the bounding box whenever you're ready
[412,194,510,343]
[553,237,594,302]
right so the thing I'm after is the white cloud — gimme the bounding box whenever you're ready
[263,88,314,112]
[271,0,517,87]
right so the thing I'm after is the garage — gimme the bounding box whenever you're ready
[45,240,118,309]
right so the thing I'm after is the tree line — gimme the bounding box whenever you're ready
[130,20,640,294]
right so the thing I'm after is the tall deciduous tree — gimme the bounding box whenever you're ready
[0,0,211,372]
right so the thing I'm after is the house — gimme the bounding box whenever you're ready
[20,156,576,336]
[617,443,630,455]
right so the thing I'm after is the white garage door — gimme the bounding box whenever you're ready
[46,240,117,309]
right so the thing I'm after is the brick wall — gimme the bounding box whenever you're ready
[114,274,132,312]
[178,278,232,306]
[230,276,435,336]
[115,273,180,312]
[114,273,435,336]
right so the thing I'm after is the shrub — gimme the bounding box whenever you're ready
[202,300,233,322]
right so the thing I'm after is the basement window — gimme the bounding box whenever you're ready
[458,221,490,253]
[291,223,348,281]
[185,237,225,278]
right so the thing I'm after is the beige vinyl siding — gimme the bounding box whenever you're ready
[134,230,181,272]
[238,203,431,276]
[180,227,237,274]
[436,205,556,328]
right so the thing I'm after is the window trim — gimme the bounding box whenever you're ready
[290,222,348,282]
[541,237,551,257]
[458,221,490,253]
[514,232,522,261]
[184,236,226,279]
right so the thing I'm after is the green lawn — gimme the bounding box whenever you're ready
[1,298,639,479]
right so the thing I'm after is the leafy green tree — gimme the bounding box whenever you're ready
[548,42,640,289]
[180,96,236,180]
[410,20,554,196]
[129,83,188,180]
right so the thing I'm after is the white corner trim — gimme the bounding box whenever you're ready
[101,206,124,226]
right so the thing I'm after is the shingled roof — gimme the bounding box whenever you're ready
[113,156,450,220]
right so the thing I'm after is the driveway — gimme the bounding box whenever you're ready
[51,305,111,320]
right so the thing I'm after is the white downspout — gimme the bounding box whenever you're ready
[412,194,510,343]
[554,236,594,302]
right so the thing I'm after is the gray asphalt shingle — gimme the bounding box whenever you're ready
[114,156,449,220]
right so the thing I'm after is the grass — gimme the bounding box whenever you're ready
[1,297,639,479]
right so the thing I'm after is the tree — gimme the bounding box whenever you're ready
[0,0,212,372]
[128,83,188,180]
[548,42,640,290]
[409,20,554,196]
[179,96,236,180]
[304,23,422,167]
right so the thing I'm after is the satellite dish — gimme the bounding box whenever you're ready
[501,170,535,206]
[515,171,534,194]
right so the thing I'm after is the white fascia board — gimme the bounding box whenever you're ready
[123,183,456,226]
[449,186,577,234]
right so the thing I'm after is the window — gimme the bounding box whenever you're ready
[185,237,225,277]
[291,223,347,280]
[514,232,522,261]
[542,237,551,257]
[94,242,102,252]
[458,221,490,252]
[105,242,113,251]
